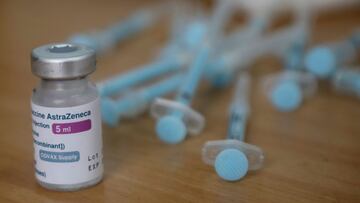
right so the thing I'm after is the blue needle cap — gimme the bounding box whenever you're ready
[305,47,336,78]
[270,81,302,112]
[156,115,187,144]
[215,149,249,181]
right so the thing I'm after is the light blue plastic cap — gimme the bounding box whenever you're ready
[101,98,119,127]
[215,149,249,181]
[270,81,302,112]
[305,47,336,78]
[156,115,186,144]
[69,34,98,51]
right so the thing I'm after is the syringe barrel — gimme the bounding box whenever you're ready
[176,46,210,105]
[232,73,251,108]
[227,73,251,141]
[140,74,183,101]
[97,56,182,97]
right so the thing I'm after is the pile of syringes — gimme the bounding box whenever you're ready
[65,0,360,182]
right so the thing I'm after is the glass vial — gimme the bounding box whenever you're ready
[31,43,103,191]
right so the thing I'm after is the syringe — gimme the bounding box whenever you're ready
[150,22,209,143]
[151,0,233,144]
[202,73,264,181]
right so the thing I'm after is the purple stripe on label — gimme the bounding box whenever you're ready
[52,119,91,134]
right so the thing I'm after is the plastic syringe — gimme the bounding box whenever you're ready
[202,73,264,181]
[150,26,209,144]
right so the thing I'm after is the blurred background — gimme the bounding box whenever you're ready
[0,0,360,202]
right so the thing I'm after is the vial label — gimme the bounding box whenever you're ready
[31,98,103,185]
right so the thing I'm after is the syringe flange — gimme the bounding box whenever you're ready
[202,139,264,171]
[150,98,205,135]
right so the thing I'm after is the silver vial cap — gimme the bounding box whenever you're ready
[31,43,96,79]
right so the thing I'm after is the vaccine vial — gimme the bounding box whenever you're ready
[31,43,103,191]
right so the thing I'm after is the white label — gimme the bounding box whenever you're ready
[31,98,103,185]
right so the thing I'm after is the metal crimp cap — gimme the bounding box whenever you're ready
[31,43,96,79]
